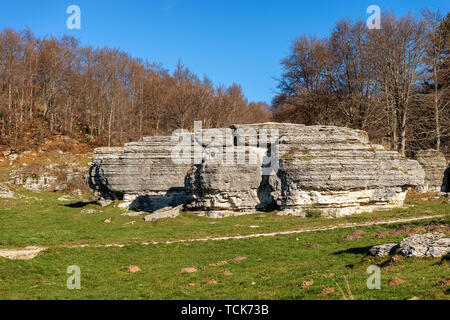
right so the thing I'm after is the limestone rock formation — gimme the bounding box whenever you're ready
[89,122,425,217]
[370,233,450,258]
[11,175,57,192]
[186,123,425,217]
[399,232,447,258]
[143,205,183,222]
[89,134,193,212]
[414,150,448,193]
[369,243,399,257]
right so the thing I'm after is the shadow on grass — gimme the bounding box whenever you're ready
[433,254,450,266]
[333,246,372,256]
[63,201,97,208]
[333,246,373,269]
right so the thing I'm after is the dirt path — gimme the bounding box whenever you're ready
[0,214,445,260]
[0,246,48,260]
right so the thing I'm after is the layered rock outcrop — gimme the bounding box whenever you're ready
[370,233,450,258]
[414,150,448,193]
[89,134,193,212]
[89,123,426,218]
[186,123,425,217]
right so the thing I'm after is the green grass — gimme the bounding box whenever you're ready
[0,190,448,248]
[0,190,449,300]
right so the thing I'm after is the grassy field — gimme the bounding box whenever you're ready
[0,189,449,300]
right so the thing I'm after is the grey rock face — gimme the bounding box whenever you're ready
[414,150,448,193]
[144,205,182,222]
[399,232,446,258]
[370,232,450,258]
[369,243,400,257]
[188,123,424,217]
[185,146,266,218]
[12,175,57,192]
[427,238,450,258]
[89,122,425,217]
[89,135,194,212]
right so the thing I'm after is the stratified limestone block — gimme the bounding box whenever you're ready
[89,135,194,212]
[185,146,266,218]
[188,123,424,218]
[89,147,124,200]
[89,122,425,218]
[414,150,448,192]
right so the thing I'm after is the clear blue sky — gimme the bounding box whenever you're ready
[0,0,448,103]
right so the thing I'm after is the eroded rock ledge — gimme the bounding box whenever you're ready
[414,150,449,193]
[89,123,425,218]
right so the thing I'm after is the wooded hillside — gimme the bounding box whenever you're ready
[273,10,449,157]
[0,29,271,150]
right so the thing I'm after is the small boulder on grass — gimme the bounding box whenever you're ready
[80,209,99,214]
[209,261,227,267]
[342,230,365,241]
[300,280,314,290]
[58,195,74,202]
[121,212,145,217]
[370,233,449,258]
[144,205,182,222]
[233,256,247,262]
[179,267,197,274]
[387,277,406,286]
[127,265,141,273]
[318,287,335,297]
[223,270,233,276]
[369,243,399,257]
[436,278,450,287]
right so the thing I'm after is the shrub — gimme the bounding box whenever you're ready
[66,175,92,194]
[20,163,45,179]
[305,208,322,218]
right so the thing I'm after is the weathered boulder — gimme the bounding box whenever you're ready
[370,233,449,258]
[89,122,425,217]
[89,135,194,212]
[399,232,447,258]
[144,205,183,222]
[369,243,399,257]
[427,238,450,258]
[11,175,57,192]
[414,150,448,193]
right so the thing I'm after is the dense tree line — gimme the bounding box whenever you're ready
[273,10,449,157]
[0,28,271,149]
